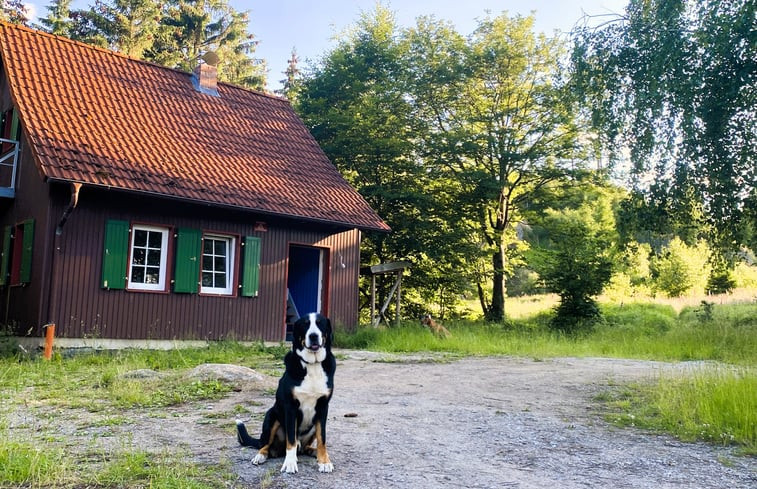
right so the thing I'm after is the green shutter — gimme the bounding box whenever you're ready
[0,225,11,286]
[9,108,19,141]
[19,219,34,283]
[241,236,261,297]
[173,228,201,293]
[101,219,129,289]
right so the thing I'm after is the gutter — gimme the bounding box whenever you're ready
[56,182,82,235]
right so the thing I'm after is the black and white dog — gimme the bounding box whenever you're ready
[237,313,336,473]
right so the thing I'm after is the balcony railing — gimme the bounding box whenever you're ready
[0,137,19,198]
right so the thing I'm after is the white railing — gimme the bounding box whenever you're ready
[0,137,18,198]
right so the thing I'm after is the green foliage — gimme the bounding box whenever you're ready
[0,439,68,485]
[572,0,757,251]
[651,238,711,297]
[733,262,757,288]
[529,205,616,332]
[40,0,266,90]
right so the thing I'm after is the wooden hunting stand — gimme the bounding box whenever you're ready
[361,261,411,327]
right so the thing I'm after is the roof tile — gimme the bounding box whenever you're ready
[0,22,389,232]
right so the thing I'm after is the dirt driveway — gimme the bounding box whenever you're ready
[190,351,754,489]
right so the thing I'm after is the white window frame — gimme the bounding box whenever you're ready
[200,234,236,295]
[127,224,169,291]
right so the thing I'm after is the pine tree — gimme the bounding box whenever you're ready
[38,0,72,35]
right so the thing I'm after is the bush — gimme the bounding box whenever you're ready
[652,238,711,297]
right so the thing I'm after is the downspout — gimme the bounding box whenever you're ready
[46,182,82,334]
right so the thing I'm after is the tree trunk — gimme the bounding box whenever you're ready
[489,242,506,322]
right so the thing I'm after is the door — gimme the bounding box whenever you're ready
[286,245,325,333]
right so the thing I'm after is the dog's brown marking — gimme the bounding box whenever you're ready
[315,420,331,466]
[256,419,281,458]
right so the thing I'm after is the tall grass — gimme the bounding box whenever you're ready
[336,301,757,365]
[605,368,756,455]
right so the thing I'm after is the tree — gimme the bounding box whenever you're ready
[529,204,616,332]
[66,0,161,57]
[406,14,583,321]
[572,0,756,254]
[147,0,265,89]
[38,0,72,35]
[1,0,30,24]
[276,48,301,100]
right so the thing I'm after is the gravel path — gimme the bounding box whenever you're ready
[223,352,755,489]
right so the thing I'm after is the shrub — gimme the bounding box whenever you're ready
[652,238,711,297]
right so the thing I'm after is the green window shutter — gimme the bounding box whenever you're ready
[0,225,11,286]
[19,219,34,283]
[101,219,129,289]
[241,236,261,297]
[173,228,201,293]
[10,108,19,140]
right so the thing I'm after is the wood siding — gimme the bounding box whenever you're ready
[4,185,362,341]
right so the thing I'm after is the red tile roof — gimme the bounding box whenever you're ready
[0,22,389,232]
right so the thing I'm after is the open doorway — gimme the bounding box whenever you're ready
[286,245,326,340]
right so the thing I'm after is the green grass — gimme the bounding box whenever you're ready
[337,301,757,365]
[601,367,756,456]
[0,341,287,488]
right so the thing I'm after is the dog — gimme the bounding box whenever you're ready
[421,314,451,338]
[236,313,336,474]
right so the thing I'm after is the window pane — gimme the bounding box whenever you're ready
[203,239,213,254]
[214,256,226,272]
[202,272,213,286]
[145,267,159,284]
[148,231,162,248]
[131,267,145,283]
[215,272,226,287]
[202,255,213,271]
[133,248,146,265]
[147,249,161,266]
[134,230,147,247]
[214,240,226,255]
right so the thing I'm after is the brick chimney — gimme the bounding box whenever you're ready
[192,61,219,97]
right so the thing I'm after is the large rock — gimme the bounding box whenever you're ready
[187,363,267,384]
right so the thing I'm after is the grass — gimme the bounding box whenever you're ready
[338,301,757,365]
[600,367,756,456]
[0,341,287,488]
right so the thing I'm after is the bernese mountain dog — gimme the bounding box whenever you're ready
[236,313,336,474]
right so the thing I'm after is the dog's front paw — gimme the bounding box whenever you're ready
[251,453,267,465]
[280,458,298,473]
[281,449,298,473]
[318,462,334,473]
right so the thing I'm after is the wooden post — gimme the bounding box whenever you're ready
[395,272,402,325]
[43,323,55,360]
[370,274,376,327]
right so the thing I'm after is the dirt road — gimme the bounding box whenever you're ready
[219,351,755,489]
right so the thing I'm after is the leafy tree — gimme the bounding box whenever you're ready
[572,0,756,254]
[529,204,615,332]
[651,238,711,297]
[405,14,584,321]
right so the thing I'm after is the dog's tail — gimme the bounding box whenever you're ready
[236,420,261,448]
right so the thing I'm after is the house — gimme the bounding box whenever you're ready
[0,22,389,344]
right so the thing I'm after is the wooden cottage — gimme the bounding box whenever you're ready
[0,22,389,344]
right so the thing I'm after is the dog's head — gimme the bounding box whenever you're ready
[420,314,432,326]
[293,313,332,364]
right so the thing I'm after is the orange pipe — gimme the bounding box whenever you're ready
[43,323,55,360]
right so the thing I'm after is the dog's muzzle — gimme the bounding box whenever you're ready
[306,332,323,352]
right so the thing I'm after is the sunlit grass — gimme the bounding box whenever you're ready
[602,367,756,456]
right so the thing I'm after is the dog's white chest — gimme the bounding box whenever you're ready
[293,363,330,428]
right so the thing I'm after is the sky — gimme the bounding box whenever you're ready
[26,0,629,92]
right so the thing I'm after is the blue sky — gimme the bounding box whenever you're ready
[26,0,629,91]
